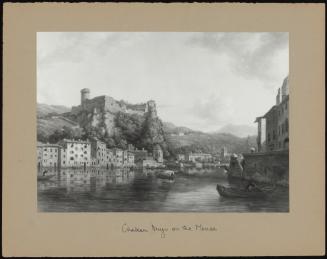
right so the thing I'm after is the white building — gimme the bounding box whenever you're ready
[37,143,61,168]
[59,139,91,168]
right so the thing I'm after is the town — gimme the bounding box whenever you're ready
[37,138,233,170]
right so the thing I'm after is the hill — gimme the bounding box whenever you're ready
[37,103,71,117]
[215,123,257,138]
[162,122,196,135]
[166,131,256,155]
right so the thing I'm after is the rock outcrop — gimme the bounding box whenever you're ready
[66,93,169,155]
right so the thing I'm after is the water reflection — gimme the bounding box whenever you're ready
[38,168,289,212]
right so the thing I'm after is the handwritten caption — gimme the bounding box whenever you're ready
[121,223,218,238]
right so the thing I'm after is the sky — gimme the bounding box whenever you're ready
[37,32,288,132]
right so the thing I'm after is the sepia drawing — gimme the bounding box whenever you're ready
[37,32,289,212]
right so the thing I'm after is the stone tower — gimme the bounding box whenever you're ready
[146,100,157,118]
[153,144,163,163]
[81,88,90,106]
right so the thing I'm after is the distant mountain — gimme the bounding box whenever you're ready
[162,122,196,135]
[37,103,71,117]
[215,124,257,138]
[166,131,257,155]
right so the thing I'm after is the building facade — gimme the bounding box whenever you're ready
[90,139,108,167]
[255,76,289,152]
[59,139,92,167]
[186,153,212,162]
[153,144,163,163]
[37,143,61,168]
[176,154,185,161]
[38,138,136,169]
[142,157,163,168]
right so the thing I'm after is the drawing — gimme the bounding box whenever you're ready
[37,32,289,212]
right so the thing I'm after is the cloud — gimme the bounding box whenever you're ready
[187,32,288,85]
[37,32,288,132]
[190,94,235,126]
[37,32,142,67]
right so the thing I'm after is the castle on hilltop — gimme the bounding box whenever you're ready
[72,88,157,117]
[70,88,158,136]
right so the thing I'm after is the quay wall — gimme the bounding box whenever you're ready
[242,150,289,186]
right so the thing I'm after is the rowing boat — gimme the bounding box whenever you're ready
[216,184,275,198]
[157,170,175,180]
[37,174,55,181]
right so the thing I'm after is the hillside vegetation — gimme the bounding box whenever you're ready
[37,103,257,157]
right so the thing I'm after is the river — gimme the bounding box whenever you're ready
[37,168,289,212]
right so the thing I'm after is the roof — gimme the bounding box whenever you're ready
[188,153,212,156]
[254,116,263,123]
[262,105,277,118]
[61,139,91,144]
[37,143,61,148]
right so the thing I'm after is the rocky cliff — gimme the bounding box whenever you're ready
[39,96,170,156]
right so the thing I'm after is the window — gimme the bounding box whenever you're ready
[70,157,74,161]
[44,148,47,151]
[285,119,289,132]
[71,144,74,148]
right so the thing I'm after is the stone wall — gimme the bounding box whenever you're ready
[242,150,289,186]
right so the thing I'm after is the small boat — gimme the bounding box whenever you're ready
[157,170,175,180]
[37,174,55,181]
[216,184,275,198]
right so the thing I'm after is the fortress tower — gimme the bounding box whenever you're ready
[81,88,90,106]
[146,100,157,117]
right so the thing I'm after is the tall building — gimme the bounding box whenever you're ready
[255,76,289,152]
[37,143,61,168]
[113,148,124,167]
[90,138,108,167]
[58,139,91,167]
[153,144,163,163]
